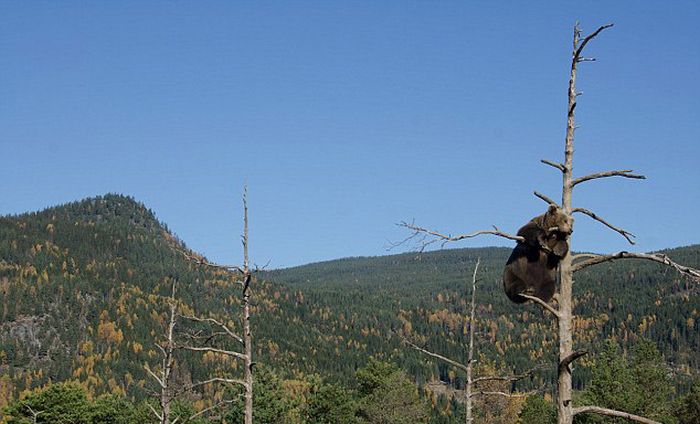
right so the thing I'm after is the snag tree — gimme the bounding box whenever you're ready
[400,259,542,424]
[400,22,700,424]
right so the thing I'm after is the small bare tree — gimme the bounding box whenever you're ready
[401,259,541,424]
[399,22,700,424]
[149,187,257,424]
[144,278,179,424]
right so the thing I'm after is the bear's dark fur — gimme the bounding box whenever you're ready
[503,205,573,303]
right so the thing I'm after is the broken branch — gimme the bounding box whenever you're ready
[541,159,565,172]
[534,191,558,206]
[559,350,588,373]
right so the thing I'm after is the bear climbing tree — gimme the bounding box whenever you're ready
[503,204,572,304]
[400,22,700,424]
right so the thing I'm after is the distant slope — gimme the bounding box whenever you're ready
[1,195,698,408]
[264,244,700,385]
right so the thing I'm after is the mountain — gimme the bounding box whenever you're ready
[1,194,698,410]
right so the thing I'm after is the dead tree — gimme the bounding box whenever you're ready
[148,187,256,423]
[180,187,255,424]
[144,278,179,424]
[401,259,540,424]
[399,22,700,424]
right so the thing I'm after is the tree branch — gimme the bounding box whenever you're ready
[572,406,661,424]
[184,397,242,423]
[534,191,558,206]
[559,350,587,373]
[147,403,163,421]
[472,366,543,385]
[571,170,646,188]
[541,159,565,172]
[178,250,245,274]
[520,294,561,318]
[574,24,614,62]
[144,364,165,388]
[401,337,469,374]
[174,377,247,398]
[471,390,531,398]
[572,251,700,280]
[179,345,248,361]
[572,207,636,244]
[180,314,244,346]
[394,221,522,251]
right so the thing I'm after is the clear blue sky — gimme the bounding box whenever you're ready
[1,2,698,268]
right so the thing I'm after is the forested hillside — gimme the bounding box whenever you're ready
[1,195,698,422]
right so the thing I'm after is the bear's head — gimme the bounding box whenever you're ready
[544,204,573,235]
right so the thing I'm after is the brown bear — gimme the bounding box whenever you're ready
[503,205,573,303]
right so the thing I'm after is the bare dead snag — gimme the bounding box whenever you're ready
[400,260,542,424]
[397,21,699,424]
[150,187,257,424]
[552,21,699,424]
[145,278,179,424]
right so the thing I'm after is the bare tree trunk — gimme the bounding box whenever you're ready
[161,295,176,424]
[465,259,479,424]
[145,279,178,424]
[556,22,579,424]
[242,188,254,424]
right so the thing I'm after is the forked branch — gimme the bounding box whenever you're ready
[572,251,700,280]
[574,24,614,62]
[395,221,522,251]
[572,207,635,244]
[572,406,661,424]
[571,170,646,188]
[180,314,245,346]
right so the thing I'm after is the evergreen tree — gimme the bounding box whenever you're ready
[518,395,556,424]
[674,382,700,424]
[576,339,676,423]
[303,383,359,424]
[356,359,429,424]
